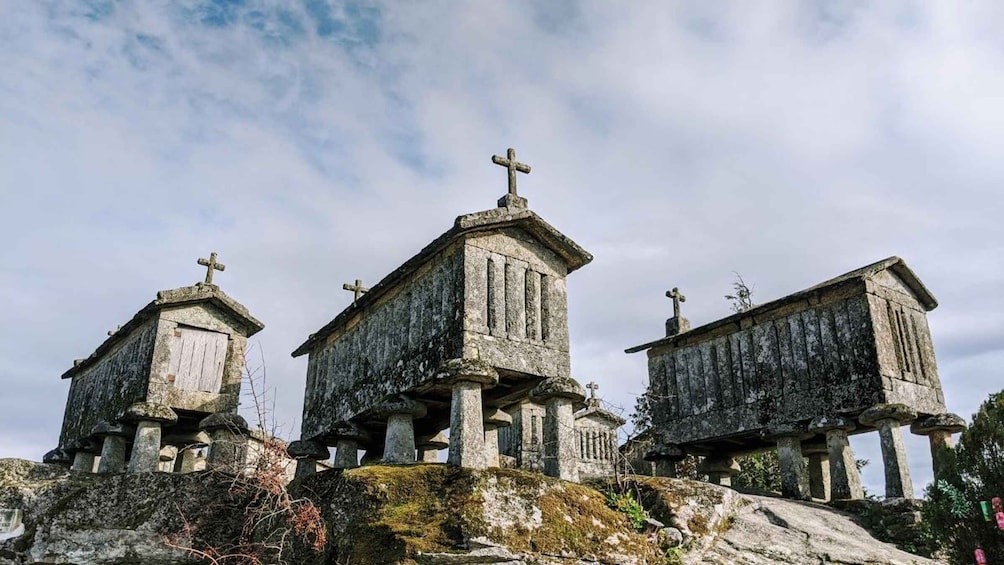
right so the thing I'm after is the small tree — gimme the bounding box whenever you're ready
[725,272,756,313]
[922,390,1004,564]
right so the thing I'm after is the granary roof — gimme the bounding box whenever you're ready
[575,405,627,427]
[292,205,593,357]
[625,256,937,354]
[61,283,264,379]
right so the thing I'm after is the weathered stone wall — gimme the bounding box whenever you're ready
[648,273,945,449]
[499,401,544,471]
[146,303,248,416]
[575,414,619,480]
[57,320,158,446]
[461,228,571,379]
[301,246,465,439]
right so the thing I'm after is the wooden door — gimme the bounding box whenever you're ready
[167,326,228,393]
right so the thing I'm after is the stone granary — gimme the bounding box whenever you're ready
[498,382,625,480]
[44,253,264,475]
[627,257,966,500]
[290,148,594,481]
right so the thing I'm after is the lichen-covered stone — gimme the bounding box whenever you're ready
[90,421,132,438]
[529,376,585,403]
[120,402,179,424]
[808,415,856,433]
[859,403,918,426]
[198,412,248,432]
[287,440,329,460]
[910,412,966,435]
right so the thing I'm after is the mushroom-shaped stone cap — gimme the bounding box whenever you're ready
[483,408,513,428]
[859,403,917,427]
[329,422,371,443]
[199,412,249,433]
[417,432,449,450]
[530,377,586,404]
[698,457,740,474]
[761,422,810,441]
[435,358,500,386]
[287,439,330,461]
[911,413,967,436]
[159,445,179,462]
[120,402,179,425]
[43,448,73,465]
[644,444,685,462]
[66,438,101,453]
[808,415,856,434]
[372,396,427,419]
[90,421,133,438]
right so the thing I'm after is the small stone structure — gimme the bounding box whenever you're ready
[627,257,965,500]
[292,149,593,480]
[44,254,264,475]
[498,382,625,480]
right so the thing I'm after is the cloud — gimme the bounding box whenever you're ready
[2,0,1002,495]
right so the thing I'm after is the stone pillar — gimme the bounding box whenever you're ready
[287,439,330,479]
[42,448,73,469]
[68,440,100,473]
[199,413,250,474]
[911,413,966,483]
[374,396,427,464]
[645,445,686,478]
[329,423,370,469]
[808,415,863,500]
[483,409,513,468]
[764,423,810,500]
[121,402,178,473]
[699,456,740,487]
[802,442,830,501]
[531,377,587,482]
[860,404,917,499]
[91,421,133,474]
[177,445,206,473]
[417,432,449,463]
[158,445,179,473]
[437,358,499,470]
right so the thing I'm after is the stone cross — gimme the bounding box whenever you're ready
[197,252,226,285]
[666,287,686,318]
[492,147,531,202]
[343,279,369,302]
[586,381,600,407]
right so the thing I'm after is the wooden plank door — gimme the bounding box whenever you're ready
[167,327,228,393]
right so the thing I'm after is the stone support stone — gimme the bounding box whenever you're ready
[158,445,179,473]
[531,376,586,482]
[199,413,249,474]
[416,432,449,463]
[69,440,98,473]
[437,359,499,470]
[802,442,830,501]
[911,413,966,483]
[287,439,330,479]
[645,444,686,478]
[177,445,206,473]
[91,421,132,474]
[809,415,864,500]
[42,448,73,469]
[121,402,178,474]
[764,423,810,500]
[328,423,370,469]
[860,404,917,499]
[373,396,427,464]
[483,409,513,468]
[699,456,740,487]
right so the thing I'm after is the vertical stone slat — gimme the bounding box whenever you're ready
[675,351,693,417]
[525,270,542,340]
[714,338,734,409]
[700,342,720,413]
[489,254,507,338]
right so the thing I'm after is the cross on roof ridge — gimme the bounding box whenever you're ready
[666,287,686,318]
[491,147,531,208]
[197,252,226,285]
[343,279,369,303]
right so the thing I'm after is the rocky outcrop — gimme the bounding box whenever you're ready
[0,459,938,565]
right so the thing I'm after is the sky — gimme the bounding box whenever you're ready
[2,0,1002,496]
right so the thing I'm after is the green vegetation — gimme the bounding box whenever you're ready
[922,390,1004,563]
[606,489,650,531]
